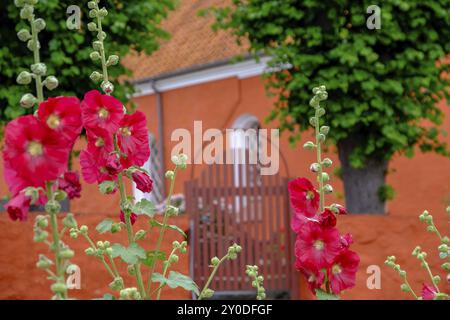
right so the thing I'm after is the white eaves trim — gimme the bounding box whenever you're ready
[132,56,272,97]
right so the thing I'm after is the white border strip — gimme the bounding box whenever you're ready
[132,56,272,97]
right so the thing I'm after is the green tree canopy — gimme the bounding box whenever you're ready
[0,0,175,128]
[206,0,450,213]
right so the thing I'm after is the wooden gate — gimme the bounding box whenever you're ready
[185,153,298,299]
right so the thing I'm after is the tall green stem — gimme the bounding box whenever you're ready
[198,255,228,300]
[46,181,67,299]
[155,247,178,300]
[314,108,325,212]
[147,167,178,296]
[29,15,43,103]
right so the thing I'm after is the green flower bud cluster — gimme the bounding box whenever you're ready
[109,277,124,291]
[304,86,333,209]
[120,287,141,300]
[171,153,189,169]
[227,243,242,260]
[15,0,58,106]
[33,215,49,243]
[36,254,53,269]
[246,265,266,300]
[87,0,118,95]
[173,240,188,254]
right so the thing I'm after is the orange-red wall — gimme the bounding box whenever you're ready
[0,75,449,299]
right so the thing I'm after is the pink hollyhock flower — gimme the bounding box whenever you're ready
[340,233,354,249]
[120,211,137,225]
[58,171,82,199]
[37,96,82,144]
[295,220,341,269]
[3,159,31,195]
[132,171,153,193]
[288,178,319,218]
[296,263,325,292]
[117,111,150,168]
[105,154,122,175]
[328,249,360,294]
[80,146,115,184]
[5,192,31,221]
[3,115,69,187]
[319,209,337,228]
[421,283,437,300]
[86,126,114,153]
[81,90,124,134]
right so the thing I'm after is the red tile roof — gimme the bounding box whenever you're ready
[123,0,248,82]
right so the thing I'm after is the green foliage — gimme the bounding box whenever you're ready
[206,0,450,164]
[149,219,187,238]
[378,184,396,201]
[96,218,114,234]
[111,243,146,265]
[0,0,176,131]
[152,271,199,295]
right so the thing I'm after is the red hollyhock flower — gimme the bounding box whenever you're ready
[81,90,124,134]
[105,154,122,175]
[80,146,116,184]
[3,115,69,187]
[120,211,137,225]
[288,178,319,218]
[421,283,437,300]
[37,96,82,144]
[132,171,153,193]
[86,126,114,153]
[58,171,82,199]
[318,209,337,228]
[335,204,347,215]
[5,192,31,221]
[340,233,354,249]
[117,111,150,168]
[296,263,325,292]
[295,220,341,269]
[3,159,31,195]
[328,249,360,294]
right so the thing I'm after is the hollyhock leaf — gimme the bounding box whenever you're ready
[96,219,114,234]
[99,181,118,194]
[149,219,187,238]
[151,272,167,285]
[111,243,126,259]
[315,289,340,300]
[133,199,155,218]
[120,243,146,265]
[141,250,167,267]
[166,271,200,295]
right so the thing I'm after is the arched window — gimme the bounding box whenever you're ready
[230,114,261,220]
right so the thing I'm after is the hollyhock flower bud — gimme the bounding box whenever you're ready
[16,71,32,85]
[20,93,37,108]
[322,158,333,167]
[318,133,326,142]
[320,172,330,182]
[120,211,137,225]
[43,76,58,90]
[317,108,326,117]
[320,126,330,135]
[319,209,337,228]
[323,184,333,194]
[34,18,46,32]
[36,254,53,269]
[107,55,119,66]
[309,117,317,127]
[51,283,67,294]
[105,154,122,175]
[5,192,31,221]
[59,172,82,199]
[90,51,101,61]
[31,63,47,76]
[17,29,31,42]
[132,171,153,193]
[101,80,114,94]
[90,71,103,82]
[165,170,175,180]
[87,22,97,31]
[211,257,220,266]
[310,163,320,173]
[20,5,34,20]
[421,283,437,300]
[303,141,315,150]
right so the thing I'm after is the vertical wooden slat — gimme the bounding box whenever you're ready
[274,174,282,289]
[267,174,276,290]
[215,160,224,290]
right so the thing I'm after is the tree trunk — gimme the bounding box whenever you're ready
[337,137,389,214]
